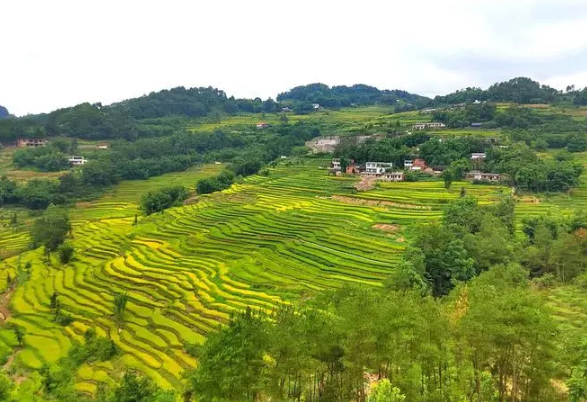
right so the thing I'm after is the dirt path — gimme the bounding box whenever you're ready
[354,176,376,191]
[0,286,15,323]
[330,195,432,210]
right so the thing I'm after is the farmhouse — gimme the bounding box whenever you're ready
[346,160,361,174]
[471,153,486,160]
[17,138,47,147]
[363,162,393,175]
[410,158,429,171]
[404,160,413,169]
[465,170,502,182]
[256,122,270,129]
[412,122,446,130]
[471,122,483,128]
[97,143,109,149]
[312,103,320,110]
[68,156,88,166]
[331,158,341,171]
[380,171,405,182]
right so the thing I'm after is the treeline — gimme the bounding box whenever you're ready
[433,77,562,105]
[485,145,583,192]
[333,132,432,167]
[187,269,557,402]
[277,83,429,110]
[0,105,8,118]
[2,122,321,210]
[12,138,75,172]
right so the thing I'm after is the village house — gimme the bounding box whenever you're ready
[331,158,341,171]
[346,160,361,174]
[410,158,428,171]
[97,143,109,149]
[256,122,270,129]
[281,107,292,112]
[412,122,446,130]
[17,138,47,147]
[379,171,405,182]
[68,156,88,166]
[363,162,393,175]
[470,153,486,160]
[471,122,483,128]
[312,103,320,110]
[404,160,414,169]
[465,170,502,182]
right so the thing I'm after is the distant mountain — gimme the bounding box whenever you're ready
[0,105,9,118]
[277,83,430,110]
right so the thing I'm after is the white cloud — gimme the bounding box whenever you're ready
[1,0,587,115]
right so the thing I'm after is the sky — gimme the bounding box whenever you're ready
[2,0,587,116]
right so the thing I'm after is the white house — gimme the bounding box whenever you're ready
[331,158,341,170]
[465,170,502,182]
[68,156,88,166]
[379,171,405,182]
[404,160,414,169]
[412,122,446,130]
[312,103,320,110]
[471,153,486,160]
[364,162,393,175]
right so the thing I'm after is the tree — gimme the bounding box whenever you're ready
[11,324,24,347]
[0,374,13,401]
[113,292,129,327]
[441,169,453,190]
[140,186,188,215]
[110,372,155,402]
[58,243,74,264]
[189,308,269,402]
[50,292,58,309]
[31,204,71,252]
[368,379,405,402]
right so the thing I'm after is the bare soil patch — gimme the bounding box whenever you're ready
[354,176,376,191]
[0,286,15,323]
[330,195,431,210]
[372,224,400,233]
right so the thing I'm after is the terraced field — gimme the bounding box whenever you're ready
[1,154,587,395]
[0,159,509,393]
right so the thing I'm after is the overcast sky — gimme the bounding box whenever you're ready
[3,0,587,116]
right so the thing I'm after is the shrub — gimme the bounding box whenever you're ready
[140,185,189,215]
[58,243,74,264]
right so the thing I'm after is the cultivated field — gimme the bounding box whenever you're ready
[0,159,509,393]
[1,150,587,394]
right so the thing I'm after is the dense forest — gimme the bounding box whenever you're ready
[432,77,587,106]
[276,83,429,110]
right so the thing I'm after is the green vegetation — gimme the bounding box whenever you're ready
[140,186,188,215]
[3,78,587,401]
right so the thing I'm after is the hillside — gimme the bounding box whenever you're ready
[1,79,587,400]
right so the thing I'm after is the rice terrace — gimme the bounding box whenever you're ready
[2,76,587,401]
